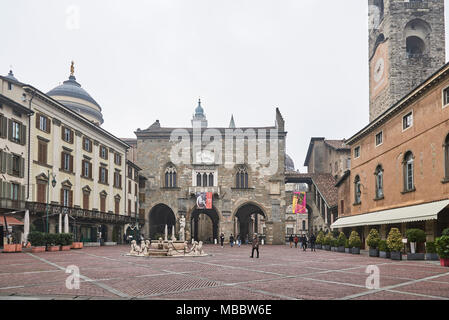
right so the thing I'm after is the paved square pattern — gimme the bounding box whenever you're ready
[0,245,448,300]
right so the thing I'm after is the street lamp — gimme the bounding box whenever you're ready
[46,170,57,233]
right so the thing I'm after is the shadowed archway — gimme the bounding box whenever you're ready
[149,204,176,240]
[190,207,219,243]
[234,203,266,244]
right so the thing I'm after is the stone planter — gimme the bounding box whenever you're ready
[352,247,360,254]
[47,246,60,252]
[60,245,71,251]
[379,251,390,259]
[440,258,449,267]
[2,244,16,253]
[391,251,402,261]
[407,253,425,261]
[15,244,22,252]
[338,246,345,253]
[324,245,331,251]
[331,247,337,252]
[410,242,417,254]
[31,246,46,253]
[369,248,379,257]
[345,248,351,253]
[71,242,83,249]
[316,244,322,250]
[425,253,439,261]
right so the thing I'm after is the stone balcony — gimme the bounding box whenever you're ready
[188,186,221,196]
[0,198,26,211]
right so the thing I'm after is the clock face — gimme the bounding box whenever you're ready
[373,58,385,83]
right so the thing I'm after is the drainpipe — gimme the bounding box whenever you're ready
[26,89,37,201]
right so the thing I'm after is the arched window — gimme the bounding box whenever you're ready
[444,134,449,180]
[202,173,208,187]
[209,173,214,187]
[404,19,431,58]
[375,165,384,199]
[302,220,306,231]
[403,152,415,192]
[165,165,177,188]
[236,167,248,189]
[197,173,202,187]
[354,175,361,204]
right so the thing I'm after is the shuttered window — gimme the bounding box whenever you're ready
[37,182,46,203]
[37,141,48,164]
[100,196,106,212]
[62,126,74,144]
[83,193,89,210]
[0,114,7,138]
[61,152,74,172]
[36,114,51,133]
[115,199,120,214]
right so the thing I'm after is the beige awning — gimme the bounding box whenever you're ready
[331,199,449,229]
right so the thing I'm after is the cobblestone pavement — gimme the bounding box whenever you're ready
[0,245,448,300]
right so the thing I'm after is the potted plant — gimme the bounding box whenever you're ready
[349,231,361,254]
[45,233,59,252]
[387,228,403,260]
[330,237,338,252]
[59,233,73,251]
[425,241,439,261]
[435,234,449,267]
[366,229,380,257]
[344,239,351,253]
[405,228,426,260]
[2,242,16,253]
[28,231,46,253]
[379,240,390,258]
[316,231,324,250]
[323,233,332,251]
[337,232,346,252]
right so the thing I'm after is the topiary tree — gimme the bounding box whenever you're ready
[337,232,347,247]
[324,233,333,246]
[426,241,436,254]
[387,228,403,252]
[379,240,389,252]
[366,229,381,249]
[316,231,325,245]
[436,236,449,259]
[28,231,45,247]
[349,231,361,248]
[406,229,426,243]
[345,239,350,248]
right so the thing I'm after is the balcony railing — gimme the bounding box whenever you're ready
[0,198,26,211]
[188,186,221,196]
[26,202,145,225]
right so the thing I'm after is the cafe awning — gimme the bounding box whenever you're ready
[0,216,24,226]
[331,199,449,229]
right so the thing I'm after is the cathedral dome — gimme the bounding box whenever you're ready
[47,63,104,126]
[285,154,295,172]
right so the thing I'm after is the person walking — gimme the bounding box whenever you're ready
[237,234,241,247]
[230,234,235,248]
[294,235,299,248]
[302,234,308,252]
[220,233,225,248]
[289,234,294,248]
[250,234,259,259]
[310,233,316,252]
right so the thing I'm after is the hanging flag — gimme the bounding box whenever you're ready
[206,192,213,209]
[292,193,298,214]
[196,192,207,210]
[293,192,307,214]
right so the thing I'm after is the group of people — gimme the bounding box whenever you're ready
[220,233,243,248]
[289,234,316,252]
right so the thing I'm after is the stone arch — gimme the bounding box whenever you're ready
[404,19,432,57]
[232,201,268,244]
[186,204,222,243]
[148,203,176,239]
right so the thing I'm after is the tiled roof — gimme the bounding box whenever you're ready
[324,140,350,150]
[285,172,338,207]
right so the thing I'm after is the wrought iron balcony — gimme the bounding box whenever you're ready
[188,186,221,196]
[26,202,145,225]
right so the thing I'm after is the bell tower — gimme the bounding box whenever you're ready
[368,0,445,122]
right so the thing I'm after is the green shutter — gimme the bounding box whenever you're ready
[6,153,13,175]
[8,119,13,141]
[0,115,7,138]
[0,151,6,174]
[4,181,11,199]
[20,124,27,145]
[0,150,3,173]
[20,157,25,178]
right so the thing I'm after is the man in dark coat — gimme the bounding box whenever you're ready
[250,235,259,258]
[289,234,294,248]
[302,234,308,251]
[310,233,316,252]
[220,233,225,248]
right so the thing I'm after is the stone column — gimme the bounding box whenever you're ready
[106,224,113,242]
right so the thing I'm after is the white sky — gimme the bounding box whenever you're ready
[2,0,449,172]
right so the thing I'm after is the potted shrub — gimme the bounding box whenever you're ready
[425,241,439,261]
[28,231,46,253]
[45,233,59,252]
[316,231,324,250]
[387,228,403,260]
[436,234,449,267]
[323,233,332,251]
[330,238,338,252]
[379,240,390,258]
[2,242,16,253]
[337,232,346,253]
[59,233,73,251]
[349,231,361,254]
[405,228,426,260]
[367,229,380,257]
[344,239,351,253]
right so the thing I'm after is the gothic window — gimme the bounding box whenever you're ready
[209,173,214,187]
[202,173,208,187]
[236,167,248,189]
[196,172,202,187]
[405,19,431,58]
[354,175,361,204]
[165,165,177,188]
[403,152,415,192]
[375,165,384,199]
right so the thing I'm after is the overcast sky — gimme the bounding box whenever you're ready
[2,0,449,172]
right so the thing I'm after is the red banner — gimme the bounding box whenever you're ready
[206,192,213,209]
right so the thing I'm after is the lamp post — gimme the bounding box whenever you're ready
[46,170,57,233]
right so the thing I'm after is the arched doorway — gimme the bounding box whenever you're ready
[190,207,219,243]
[234,203,266,244]
[149,204,176,240]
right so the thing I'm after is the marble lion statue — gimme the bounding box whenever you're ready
[129,240,141,255]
